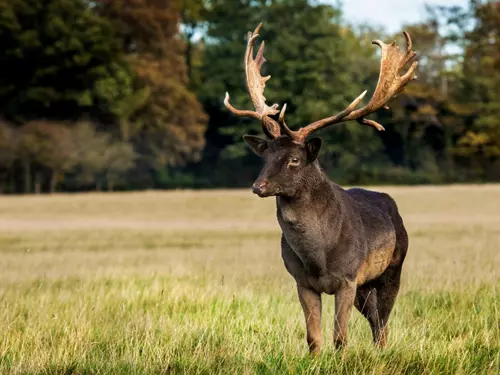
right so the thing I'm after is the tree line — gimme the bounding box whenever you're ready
[0,0,498,193]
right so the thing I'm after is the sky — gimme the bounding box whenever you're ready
[323,0,469,33]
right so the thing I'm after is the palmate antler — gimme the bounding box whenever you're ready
[281,32,418,143]
[224,23,282,139]
[224,24,418,143]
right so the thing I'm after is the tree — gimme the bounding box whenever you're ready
[179,0,208,85]
[110,87,150,141]
[97,0,208,180]
[0,119,17,193]
[454,1,500,179]
[103,141,136,191]
[70,121,136,191]
[0,0,135,123]
[70,121,110,190]
[18,121,76,193]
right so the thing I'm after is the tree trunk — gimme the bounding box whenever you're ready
[0,170,6,194]
[107,180,114,192]
[8,173,14,194]
[34,171,41,194]
[24,161,31,194]
[186,36,193,84]
[120,120,129,141]
[50,171,58,193]
[96,180,102,191]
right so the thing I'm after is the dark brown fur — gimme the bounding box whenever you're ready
[244,135,409,352]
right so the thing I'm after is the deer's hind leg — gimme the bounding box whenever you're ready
[354,285,384,347]
[372,212,407,348]
[355,263,403,348]
[372,264,403,348]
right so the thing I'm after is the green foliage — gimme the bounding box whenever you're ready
[451,2,500,179]
[0,0,134,122]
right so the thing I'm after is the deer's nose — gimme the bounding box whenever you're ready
[252,179,269,195]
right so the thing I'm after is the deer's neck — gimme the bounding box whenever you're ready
[276,161,346,277]
[276,161,344,225]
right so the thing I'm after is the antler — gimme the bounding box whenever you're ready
[224,23,282,139]
[282,32,418,143]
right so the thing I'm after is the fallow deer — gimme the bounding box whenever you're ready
[224,23,417,353]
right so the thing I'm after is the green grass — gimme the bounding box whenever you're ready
[0,186,499,374]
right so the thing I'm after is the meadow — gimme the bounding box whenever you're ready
[0,186,498,374]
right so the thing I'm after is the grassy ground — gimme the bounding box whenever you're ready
[0,186,499,374]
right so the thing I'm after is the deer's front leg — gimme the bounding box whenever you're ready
[334,280,356,348]
[297,284,322,355]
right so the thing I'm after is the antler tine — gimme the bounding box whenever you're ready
[278,103,296,138]
[224,92,261,120]
[223,23,282,139]
[284,90,368,143]
[285,31,418,143]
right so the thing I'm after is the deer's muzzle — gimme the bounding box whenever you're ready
[252,179,270,196]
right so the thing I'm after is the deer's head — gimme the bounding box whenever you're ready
[224,24,418,198]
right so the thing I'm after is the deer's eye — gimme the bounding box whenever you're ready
[289,157,300,166]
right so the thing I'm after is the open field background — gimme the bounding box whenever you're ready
[0,186,499,374]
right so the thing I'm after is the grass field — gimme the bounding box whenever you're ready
[0,186,499,374]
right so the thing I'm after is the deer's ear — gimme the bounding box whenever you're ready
[243,135,269,157]
[305,137,322,162]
